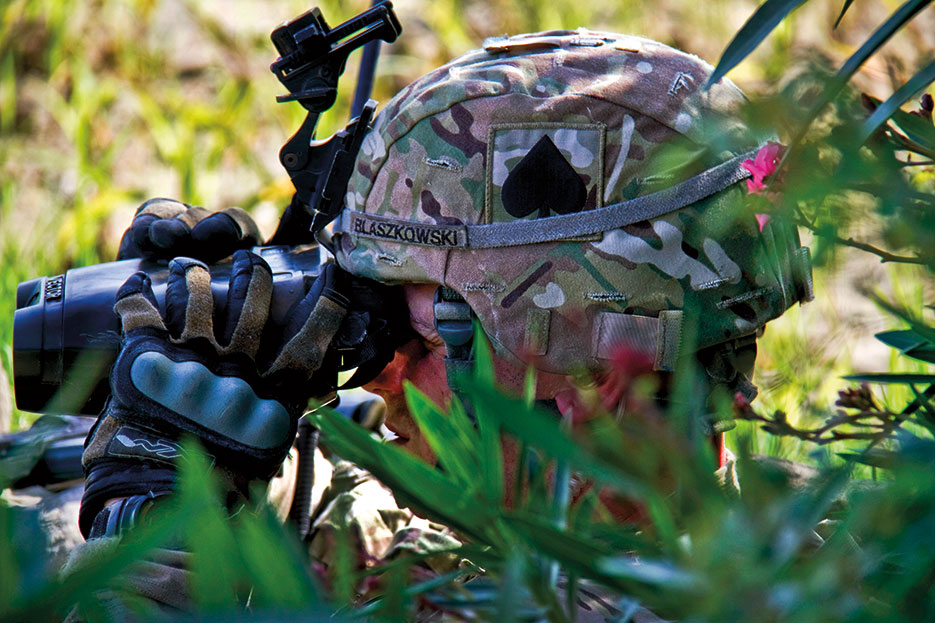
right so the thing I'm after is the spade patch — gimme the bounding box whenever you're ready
[502,135,588,219]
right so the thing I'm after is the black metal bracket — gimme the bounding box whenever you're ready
[270,2,401,235]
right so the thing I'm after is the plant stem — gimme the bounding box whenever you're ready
[798,221,928,265]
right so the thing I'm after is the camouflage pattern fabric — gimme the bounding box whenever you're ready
[308,457,462,575]
[334,30,813,376]
[54,446,461,621]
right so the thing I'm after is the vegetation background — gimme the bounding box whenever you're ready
[0,0,932,457]
[1,0,935,621]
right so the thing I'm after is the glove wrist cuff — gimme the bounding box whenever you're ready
[79,460,177,538]
[87,492,172,540]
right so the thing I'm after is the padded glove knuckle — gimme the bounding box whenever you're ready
[117,198,262,262]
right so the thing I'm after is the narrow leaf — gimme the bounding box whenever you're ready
[404,382,480,487]
[473,323,495,385]
[875,329,935,364]
[459,376,649,500]
[843,373,935,384]
[872,295,935,346]
[706,0,808,87]
[889,105,935,155]
[311,409,503,545]
[860,60,935,143]
[831,0,932,103]
[472,329,505,504]
[786,0,933,154]
[597,556,699,590]
[834,0,857,28]
[875,329,928,352]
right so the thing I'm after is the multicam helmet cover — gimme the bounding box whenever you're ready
[333,29,813,378]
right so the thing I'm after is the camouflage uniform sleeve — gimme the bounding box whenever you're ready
[308,458,462,575]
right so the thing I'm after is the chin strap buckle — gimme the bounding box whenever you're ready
[433,287,476,416]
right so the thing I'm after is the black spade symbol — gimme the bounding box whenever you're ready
[501,135,587,219]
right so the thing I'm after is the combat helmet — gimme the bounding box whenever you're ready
[332,29,813,398]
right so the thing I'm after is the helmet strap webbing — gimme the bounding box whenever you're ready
[433,286,477,422]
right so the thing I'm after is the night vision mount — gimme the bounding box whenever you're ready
[271,2,401,236]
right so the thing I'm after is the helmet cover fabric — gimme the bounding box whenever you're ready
[334,29,812,375]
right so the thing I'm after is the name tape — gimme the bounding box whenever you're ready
[350,213,465,247]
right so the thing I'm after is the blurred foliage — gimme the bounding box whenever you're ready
[1,0,935,620]
[6,333,935,621]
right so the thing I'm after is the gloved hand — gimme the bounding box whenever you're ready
[79,250,349,538]
[117,198,263,262]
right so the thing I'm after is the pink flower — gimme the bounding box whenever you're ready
[742,142,785,194]
[755,213,771,231]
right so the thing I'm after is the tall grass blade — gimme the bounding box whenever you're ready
[834,0,857,27]
[706,0,807,88]
[835,0,932,89]
[404,382,480,487]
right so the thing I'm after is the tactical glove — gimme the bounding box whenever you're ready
[79,250,348,537]
[117,198,263,262]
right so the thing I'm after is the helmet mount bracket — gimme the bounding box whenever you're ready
[270,2,401,235]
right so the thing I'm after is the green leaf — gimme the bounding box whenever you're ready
[2,492,199,622]
[235,506,323,609]
[311,408,504,546]
[876,329,929,352]
[843,373,935,384]
[505,512,697,596]
[496,550,525,623]
[834,0,857,28]
[706,0,808,88]
[458,376,649,501]
[786,0,933,153]
[596,556,699,591]
[875,329,935,364]
[872,296,935,346]
[474,322,495,386]
[177,441,243,611]
[860,60,935,143]
[404,382,481,488]
[889,105,935,156]
[472,329,505,505]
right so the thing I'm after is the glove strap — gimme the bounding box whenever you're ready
[87,492,171,540]
[80,460,177,538]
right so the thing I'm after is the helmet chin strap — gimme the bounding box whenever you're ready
[433,286,477,421]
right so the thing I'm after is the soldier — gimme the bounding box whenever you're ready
[68,29,812,619]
